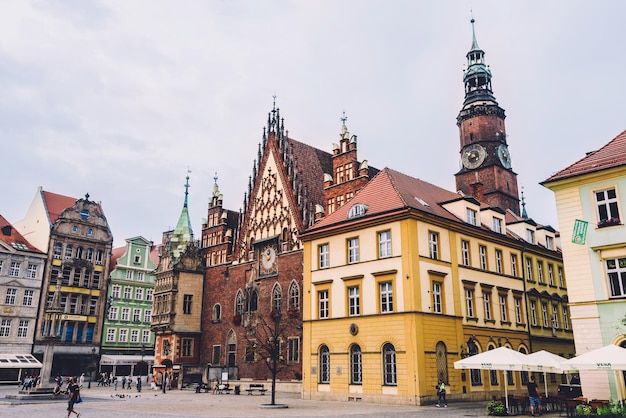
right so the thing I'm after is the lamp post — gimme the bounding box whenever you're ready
[88,346,96,388]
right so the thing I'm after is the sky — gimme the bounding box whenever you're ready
[1,1,625,248]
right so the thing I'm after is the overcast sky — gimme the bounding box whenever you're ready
[1,1,625,248]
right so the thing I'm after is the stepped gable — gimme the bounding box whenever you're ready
[543,128,626,183]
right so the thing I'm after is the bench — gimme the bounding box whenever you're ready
[214,383,232,394]
[246,383,266,395]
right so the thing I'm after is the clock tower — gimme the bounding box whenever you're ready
[455,19,520,216]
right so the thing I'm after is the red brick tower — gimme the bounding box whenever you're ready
[455,19,520,216]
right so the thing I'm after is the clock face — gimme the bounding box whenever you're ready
[260,245,277,274]
[497,144,512,169]
[461,144,486,169]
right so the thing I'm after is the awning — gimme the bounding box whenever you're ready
[99,355,155,366]
[0,354,43,369]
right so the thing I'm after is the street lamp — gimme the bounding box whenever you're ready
[88,347,96,388]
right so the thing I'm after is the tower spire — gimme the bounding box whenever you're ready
[462,18,496,106]
[170,170,194,259]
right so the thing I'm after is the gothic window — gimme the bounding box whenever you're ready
[383,343,397,385]
[435,341,448,384]
[288,281,300,311]
[235,290,244,315]
[213,304,221,322]
[248,289,258,312]
[227,331,236,367]
[319,345,330,384]
[272,283,282,312]
[350,344,362,384]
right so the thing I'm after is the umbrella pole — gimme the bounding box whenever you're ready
[543,372,548,397]
[503,370,509,411]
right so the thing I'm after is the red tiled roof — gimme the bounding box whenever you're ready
[288,138,333,208]
[109,246,126,271]
[542,129,626,183]
[149,245,160,265]
[0,214,44,253]
[306,167,461,233]
[42,190,78,224]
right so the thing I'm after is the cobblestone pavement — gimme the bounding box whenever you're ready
[0,385,489,417]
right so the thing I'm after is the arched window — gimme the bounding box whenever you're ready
[289,281,300,311]
[350,344,362,384]
[86,248,93,261]
[53,243,63,259]
[519,347,529,384]
[226,330,236,367]
[435,341,448,384]
[235,290,244,316]
[95,250,103,264]
[272,283,282,312]
[213,304,221,322]
[248,289,258,312]
[75,247,83,259]
[383,343,397,385]
[488,345,498,385]
[319,345,330,384]
[64,245,73,259]
[468,339,482,386]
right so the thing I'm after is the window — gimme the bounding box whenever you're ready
[112,286,120,299]
[183,294,193,314]
[489,346,498,385]
[380,282,393,313]
[212,346,221,365]
[134,255,141,264]
[17,320,29,338]
[106,328,116,342]
[525,257,534,281]
[23,290,34,306]
[5,288,17,305]
[142,329,151,343]
[493,217,503,234]
[347,237,359,264]
[548,264,555,286]
[479,245,487,270]
[319,345,330,383]
[383,343,397,385]
[109,307,118,320]
[288,337,300,363]
[483,291,492,320]
[0,319,10,337]
[121,308,130,321]
[53,243,62,259]
[432,282,442,314]
[499,294,508,322]
[137,272,144,282]
[9,262,20,277]
[541,303,549,327]
[350,345,362,384]
[530,301,537,326]
[466,208,477,225]
[247,289,258,312]
[289,282,300,311]
[119,329,128,342]
[461,240,470,266]
[272,284,282,312]
[131,329,139,343]
[552,304,559,329]
[146,289,153,301]
[537,261,544,284]
[514,297,523,324]
[182,338,193,357]
[144,310,151,323]
[558,267,565,288]
[465,288,475,318]
[429,231,439,260]
[348,286,360,316]
[69,295,77,314]
[318,290,329,319]
[526,228,535,244]
[123,287,132,299]
[378,230,391,258]
[95,250,103,265]
[511,254,518,277]
[65,245,73,259]
[595,187,621,226]
[495,249,503,274]
[26,264,37,279]
[318,244,329,268]
[126,271,133,280]
[562,307,569,330]
[347,203,368,219]
[133,309,141,322]
[606,257,626,298]
[235,291,244,316]
[546,236,554,250]
[135,288,144,300]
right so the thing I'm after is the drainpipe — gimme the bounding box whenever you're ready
[520,243,533,353]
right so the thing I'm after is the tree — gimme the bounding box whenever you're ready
[243,308,299,405]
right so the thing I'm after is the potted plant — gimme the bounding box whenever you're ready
[598,217,621,228]
[576,403,592,417]
[486,399,508,416]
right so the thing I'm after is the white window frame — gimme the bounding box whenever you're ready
[429,231,439,260]
[595,187,621,224]
[5,288,17,305]
[606,257,626,298]
[380,282,393,313]
[347,237,359,264]
[26,264,37,279]
[530,301,537,326]
[106,328,116,342]
[514,297,523,324]
[432,282,442,314]
[499,294,508,322]
[109,306,118,320]
[318,290,329,319]
[119,328,128,343]
[378,230,391,258]
[142,329,151,343]
[17,320,28,338]
[479,245,487,270]
[9,262,20,277]
[319,244,329,268]
[495,249,503,274]
[23,290,34,306]
[465,288,475,318]
[461,240,470,266]
[348,286,360,316]
[121,308,130,321]
[466,208,477,225]
[483,291,492,320]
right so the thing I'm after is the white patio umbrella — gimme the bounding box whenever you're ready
[559,344,626,402]
[454,346,528,410]
[523,350,569,396]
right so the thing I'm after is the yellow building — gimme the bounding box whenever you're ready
[301,168,573,405]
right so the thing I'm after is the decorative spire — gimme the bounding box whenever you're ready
[521,187,528,219]
[340,111,350,139]
[212,172,220,199]
[462,18,497,106]
[170,170,194,259]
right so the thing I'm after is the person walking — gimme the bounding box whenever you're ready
[66,376,81,418]
[526,375,542,417]
[136,376,142,392]
[79,373,85,388]
[121,375,126,390]
[436,379,448,407]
